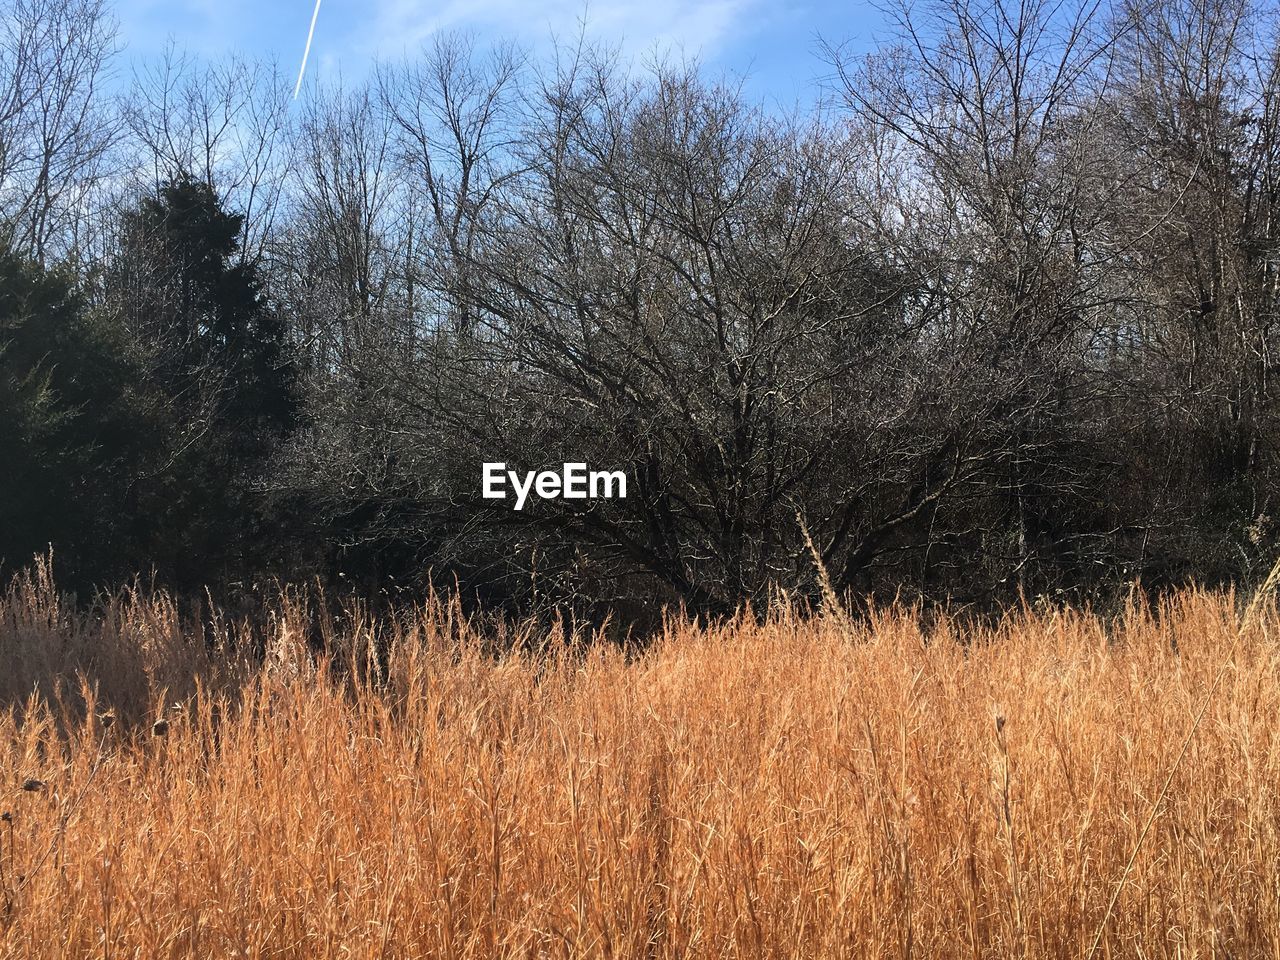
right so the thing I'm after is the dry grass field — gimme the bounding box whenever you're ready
[3,560,1280,958]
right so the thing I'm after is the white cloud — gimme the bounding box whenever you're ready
[358,0,761,64]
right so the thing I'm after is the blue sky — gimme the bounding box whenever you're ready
[110,0,889,108]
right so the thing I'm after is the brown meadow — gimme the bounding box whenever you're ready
[2,561,1280,958]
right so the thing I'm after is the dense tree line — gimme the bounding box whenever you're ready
[2,0,1280,614]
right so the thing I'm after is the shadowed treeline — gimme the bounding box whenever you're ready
[4,0,1280,613]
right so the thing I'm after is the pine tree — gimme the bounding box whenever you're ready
[107,176,300,589]
[0,250,139,588]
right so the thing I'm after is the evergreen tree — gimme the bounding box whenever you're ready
[108,176,300,589]
[0,250,140,589]
[116,176,296,447]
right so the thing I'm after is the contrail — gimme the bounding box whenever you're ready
[293,0,323,99]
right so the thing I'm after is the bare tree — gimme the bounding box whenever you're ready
[1099,0,1280,579]
[380,32,525,336]
[283,43,986,609]
[826,0,1143,596]
[0,0,118,263]
[123,45,294,265]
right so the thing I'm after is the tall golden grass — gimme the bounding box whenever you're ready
[3,558,1280,958]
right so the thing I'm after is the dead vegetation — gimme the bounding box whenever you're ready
[2,562,1280,957]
